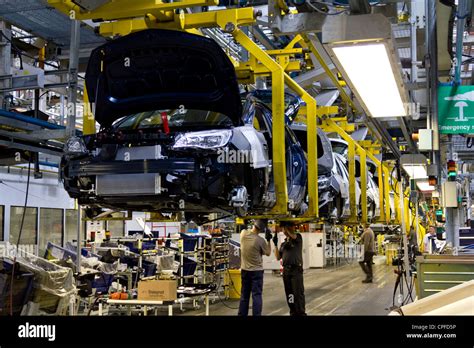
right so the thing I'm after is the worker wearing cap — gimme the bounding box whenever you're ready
[238,219,272,316]
[359,225,376,283]
[274,222,306,316]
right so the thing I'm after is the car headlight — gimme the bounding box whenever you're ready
[318,176,330,190]
[64,136,87,154]
[173,130,232,149]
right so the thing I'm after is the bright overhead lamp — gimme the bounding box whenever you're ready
[400,154,428,180]
[404,165,427,180]
[322,14,409,118]
[416,180,435,192]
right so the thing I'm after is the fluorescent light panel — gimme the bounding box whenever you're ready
[332,43,407,117]
[416,181,435,192]
[401,164,427,179]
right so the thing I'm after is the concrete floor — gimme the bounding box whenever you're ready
[179,256,398,316]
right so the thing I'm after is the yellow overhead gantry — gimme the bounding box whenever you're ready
[48,0,326,222]
[49,0,402,227]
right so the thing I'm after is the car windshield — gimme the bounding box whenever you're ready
[241,91,301,120]
[115,109,234,130]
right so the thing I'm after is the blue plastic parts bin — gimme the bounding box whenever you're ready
[181,257,197,276]
[92,273,115,294]
[180,233,199,252]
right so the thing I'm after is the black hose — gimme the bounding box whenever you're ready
[8,159,32,316]
[467,137,473,149]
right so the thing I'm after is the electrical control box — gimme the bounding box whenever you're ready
[442,182,458,208]
[418,129,433,151]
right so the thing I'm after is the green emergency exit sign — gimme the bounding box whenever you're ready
[438,85,474,134]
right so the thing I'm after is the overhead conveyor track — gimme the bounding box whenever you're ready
[0,108,67,156]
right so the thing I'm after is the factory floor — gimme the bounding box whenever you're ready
[178,256,398,316]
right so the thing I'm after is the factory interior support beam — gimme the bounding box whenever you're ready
[282,71,318,219]
[303,34,358,113]
[368,118,402,158]
[398,117,417,152]
[82,83,94,135]
[229,26,319,219]
[383,166,391,223]
[48,0,219,21]
[98,7,257,36]
[455,0,470,83]
[66,20,81,137]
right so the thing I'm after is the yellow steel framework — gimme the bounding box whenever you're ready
[49,0,409,227]
[301,34,358,113]
[49,0,220,21]
[99,7,256,36]
[48,1,324,222]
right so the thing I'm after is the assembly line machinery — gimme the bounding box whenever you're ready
[0,1,425,280]
[40,0,413,230]
[0,0,445,314]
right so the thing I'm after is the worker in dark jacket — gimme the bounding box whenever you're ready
[273,221,306,316]
[359,225,376,283]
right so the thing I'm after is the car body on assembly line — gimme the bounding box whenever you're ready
[291,123,349,220]
[329,138,380,220]
[61,29,307,223]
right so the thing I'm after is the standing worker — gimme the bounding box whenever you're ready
[423,226,438,254]
[273,221,306,316]
[238,219,272,316]
[359,224,376,283]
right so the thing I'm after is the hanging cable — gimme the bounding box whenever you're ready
[305,0,348,15]
[467,137,473,149]
[8,158,32,316]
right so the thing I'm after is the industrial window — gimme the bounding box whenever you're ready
[0,205,4,241]
[65,209,79,245]
[106,212,126,237]
[9,206,38,246]
[39,208,63,257]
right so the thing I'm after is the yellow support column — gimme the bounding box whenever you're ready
[230,27,288,215]
[377,163,385,223]
[270,69,288,214]
[359,142,385,224]
[404,189,411,233]
[301,95,318,218]
[383,166,391,224]
[82,84,95,135]
[347,138,357,222]
[324,119,359,222]
[283,73,318,218]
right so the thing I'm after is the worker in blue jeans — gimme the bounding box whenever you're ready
[238,219,272,316]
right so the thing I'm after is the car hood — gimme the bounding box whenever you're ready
[86,29,242,127]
